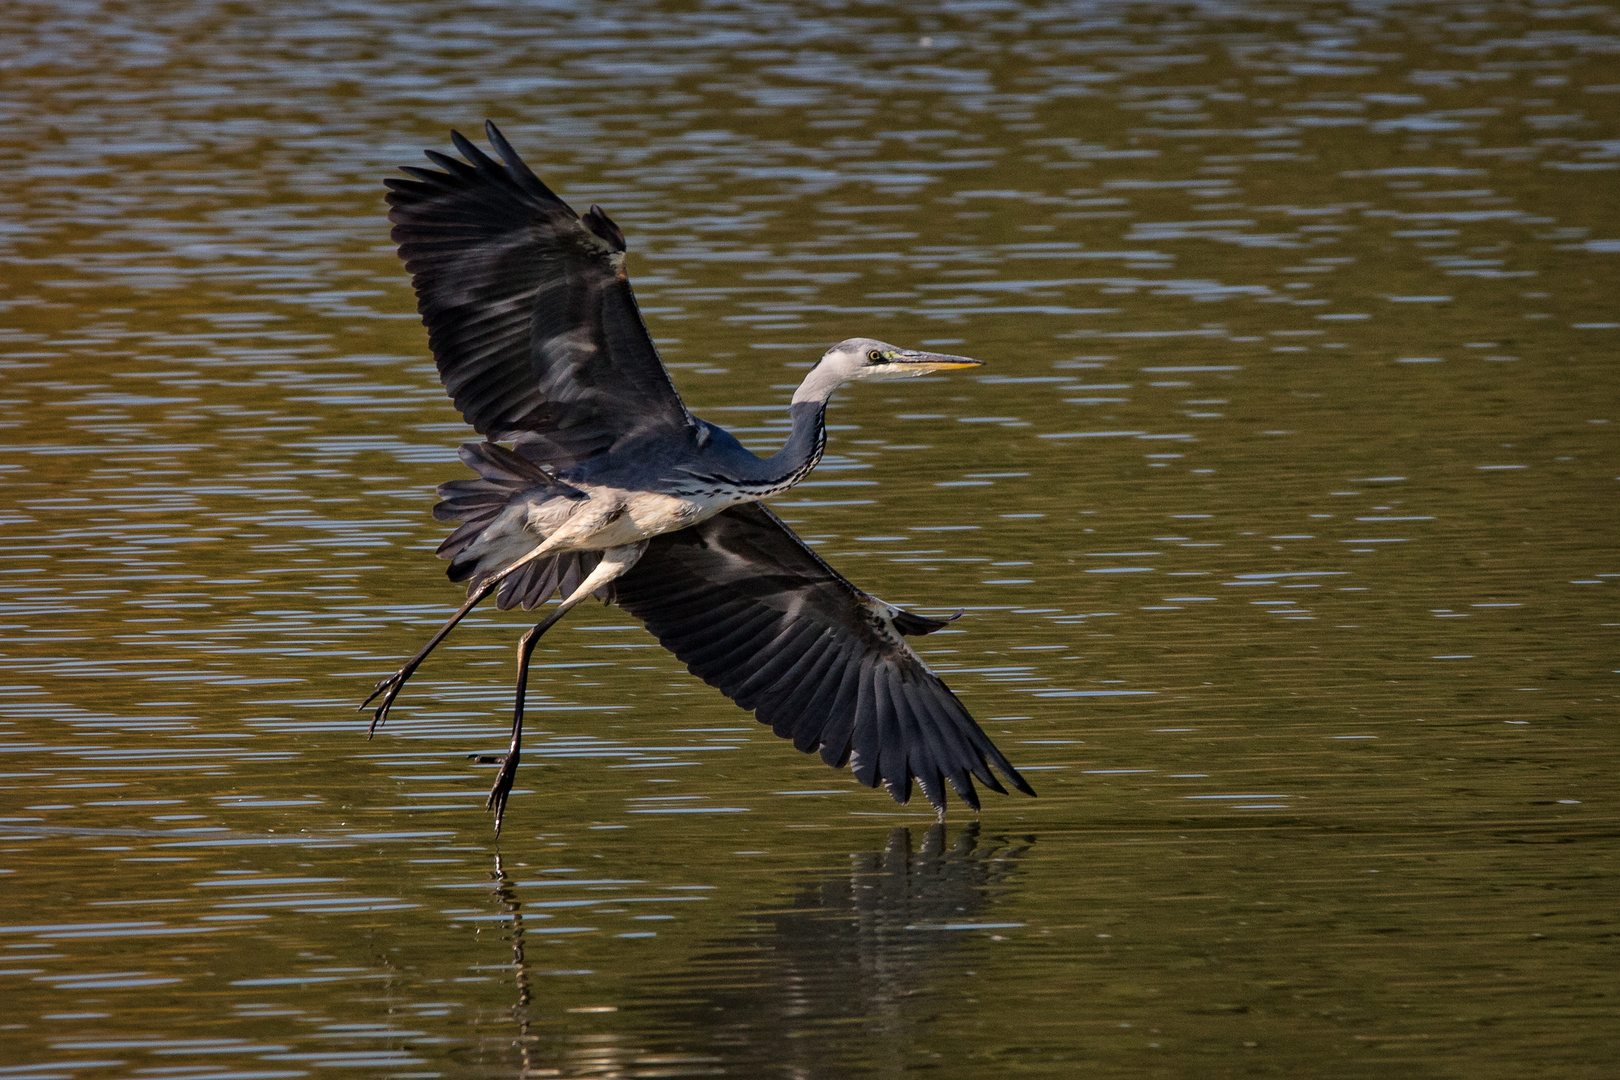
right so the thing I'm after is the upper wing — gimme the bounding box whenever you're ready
[385,122,695,463]
[606,501,1036,811]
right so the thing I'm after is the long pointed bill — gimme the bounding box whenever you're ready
[889,349,984,372]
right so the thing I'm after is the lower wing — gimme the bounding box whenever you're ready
[606,501,1035,811]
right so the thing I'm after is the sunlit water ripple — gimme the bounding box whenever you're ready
[1,2,1615,1077]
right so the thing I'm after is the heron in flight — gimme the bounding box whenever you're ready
[366,122,1035,831]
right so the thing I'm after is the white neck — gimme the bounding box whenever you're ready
[790,361,846,406]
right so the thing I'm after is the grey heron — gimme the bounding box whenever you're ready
[366,122,1035,831]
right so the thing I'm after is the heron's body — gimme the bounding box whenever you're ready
[367,123,1035,830]
[448,405,826,584]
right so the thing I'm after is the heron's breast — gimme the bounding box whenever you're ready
[624,490,733,535]
[568,488,732,548]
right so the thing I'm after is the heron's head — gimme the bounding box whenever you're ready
[794,337,983,404]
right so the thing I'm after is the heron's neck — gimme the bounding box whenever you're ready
[754,399,827,491]
[725,365,839,494]
[790,361,845,407]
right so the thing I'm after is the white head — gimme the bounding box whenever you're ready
[791,337,983,405]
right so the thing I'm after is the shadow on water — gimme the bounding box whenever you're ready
[485,822,1034,1077]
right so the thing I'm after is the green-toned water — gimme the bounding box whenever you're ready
[1,2,1616,1076]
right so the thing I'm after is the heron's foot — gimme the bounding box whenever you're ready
[359,667,413,737]
[485,752,521,835]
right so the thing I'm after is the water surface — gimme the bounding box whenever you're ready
[1,2,1616,1077]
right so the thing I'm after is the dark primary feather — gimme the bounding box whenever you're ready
[385,121,695,465]
[607,501,1036,812]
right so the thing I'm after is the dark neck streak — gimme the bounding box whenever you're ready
[745,400,827,494]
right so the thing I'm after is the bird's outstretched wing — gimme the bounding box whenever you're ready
[607,501,1036,812]
[385,122,695,464]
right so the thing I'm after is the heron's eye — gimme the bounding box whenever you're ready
[869,350,885,362]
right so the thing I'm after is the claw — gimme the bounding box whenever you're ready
[359,674,393,709]
[486,753,519,835]
[357,578,502,744]
[362,672,408,738]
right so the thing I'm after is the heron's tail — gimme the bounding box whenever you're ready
[433,442,599,610]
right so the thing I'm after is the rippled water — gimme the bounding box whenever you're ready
[2,1,1616,1077]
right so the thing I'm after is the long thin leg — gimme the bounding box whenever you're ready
[484,541,648,835]
[485,602,571,833]
[361,579,497,735]
[360,544,561,735]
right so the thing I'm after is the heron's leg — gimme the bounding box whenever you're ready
[485,603,569,833]
[485,541,648,834]
[361,580,497,735]
[361,543,558,735]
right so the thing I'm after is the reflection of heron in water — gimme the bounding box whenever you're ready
[363,123,1034,830]
[732,822,1036,1057]
[485,854,536,1076]
[477,823,1034,1075]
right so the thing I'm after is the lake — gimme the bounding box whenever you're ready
[1,1,1616,1077]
